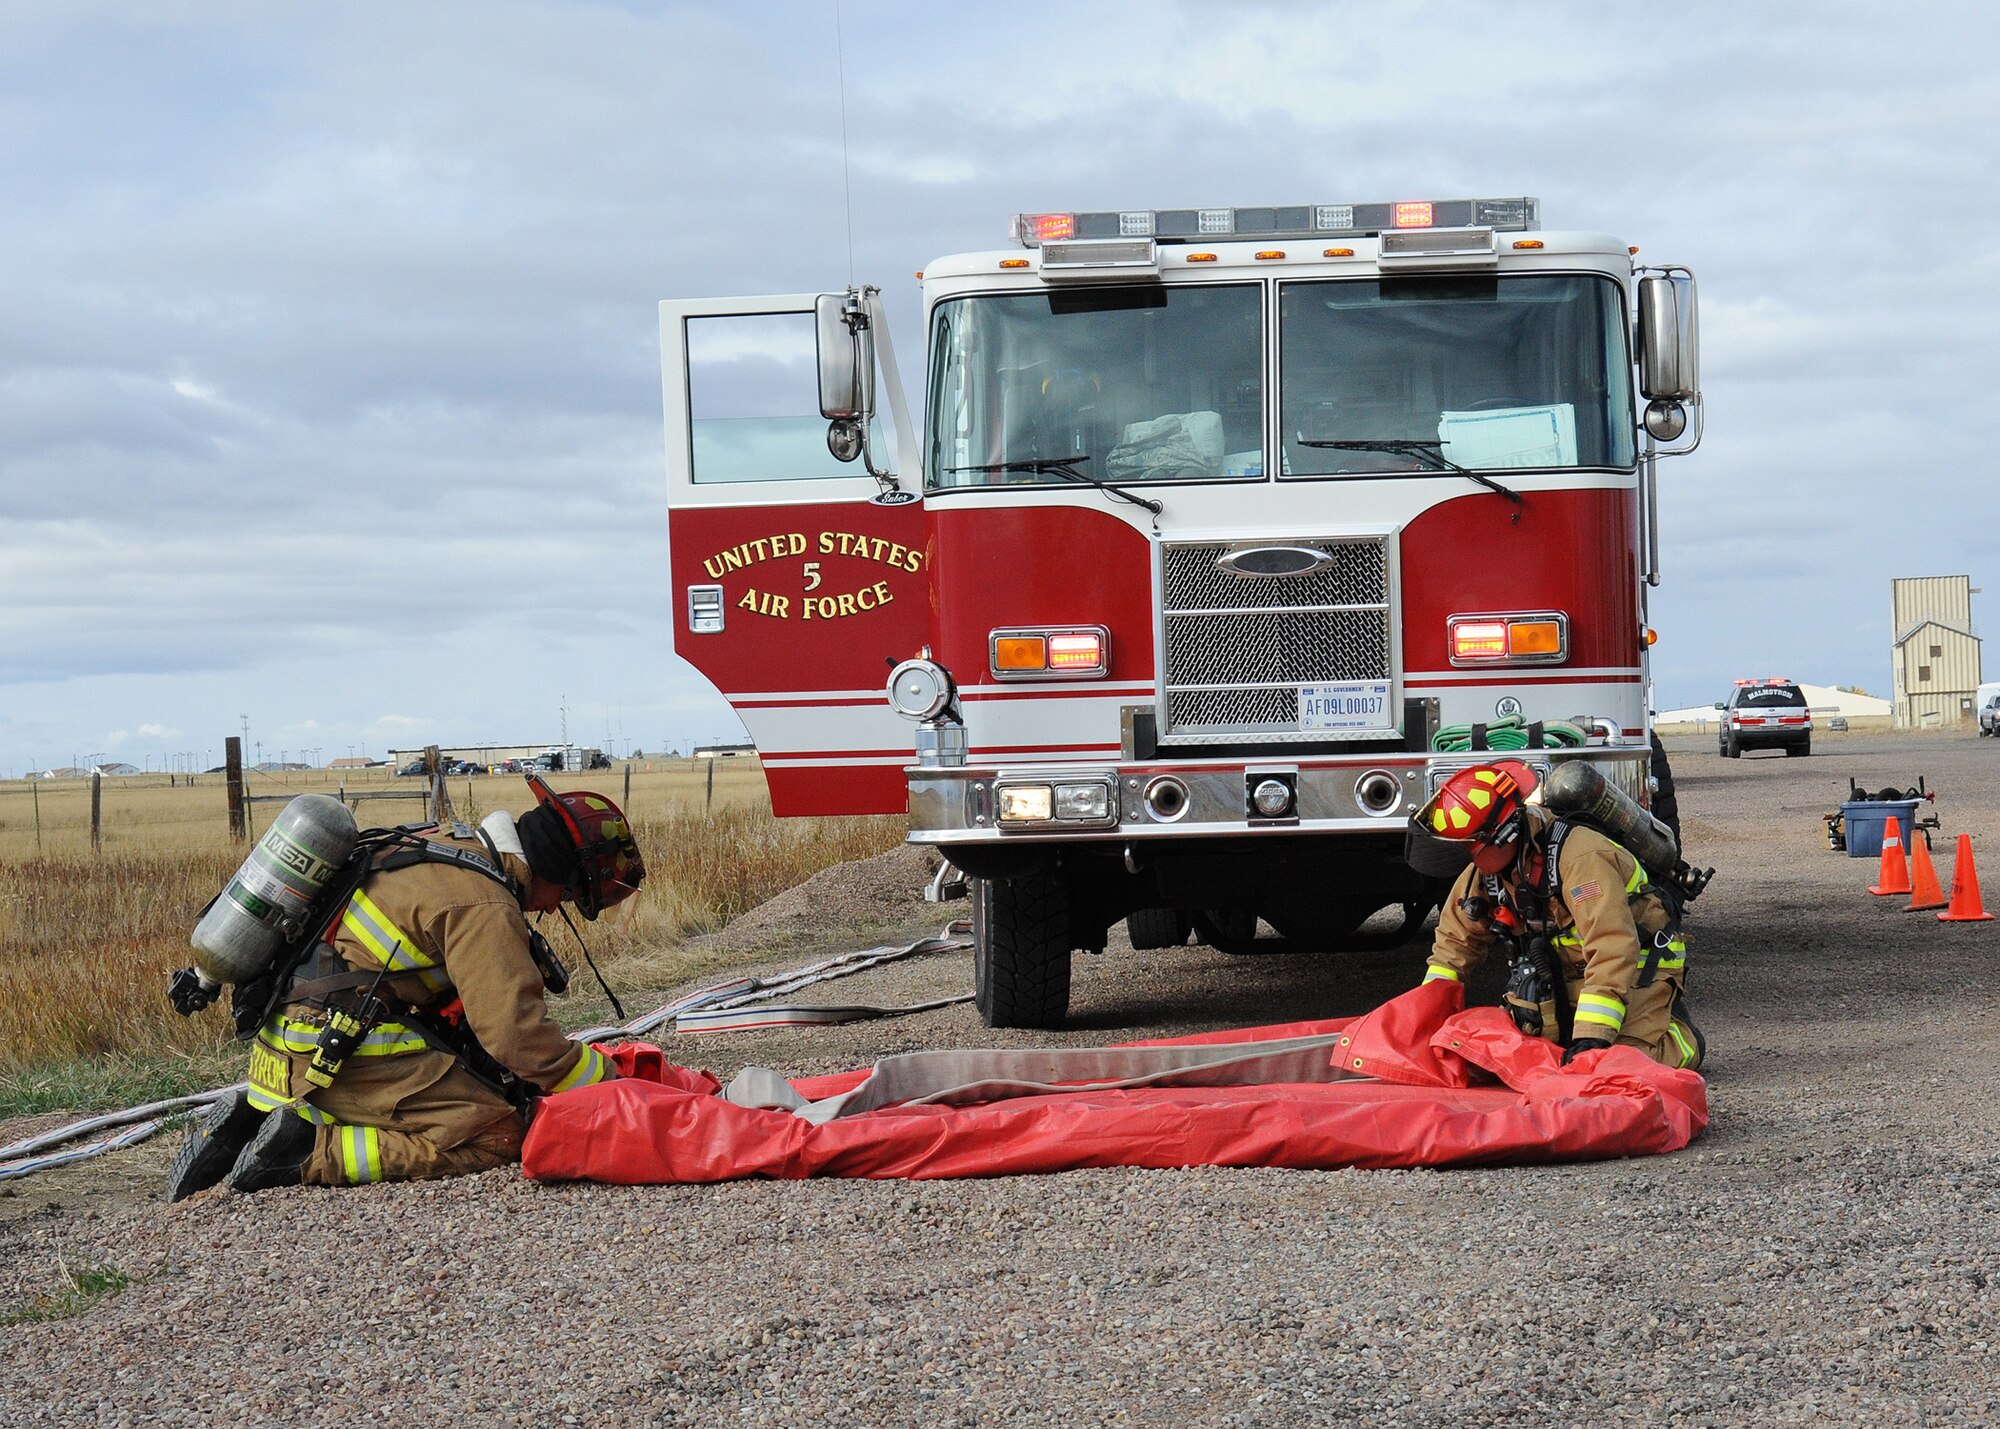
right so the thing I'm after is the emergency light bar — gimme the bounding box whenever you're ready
[1010,198,1539,248]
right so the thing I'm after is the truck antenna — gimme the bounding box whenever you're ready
[834,0,856,285]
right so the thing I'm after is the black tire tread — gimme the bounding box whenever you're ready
[974,870,1073,1029]
[1126,906,1191,950]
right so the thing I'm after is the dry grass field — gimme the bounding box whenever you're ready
[0,759,903,1113]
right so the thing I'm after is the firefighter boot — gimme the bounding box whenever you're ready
[226,1109,316,1194]
[165,1089,265,1203]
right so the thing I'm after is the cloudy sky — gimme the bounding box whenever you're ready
[3,1,1994,775]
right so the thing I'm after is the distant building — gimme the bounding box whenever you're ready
[693,743,758,759]
[1891,576,1982,728]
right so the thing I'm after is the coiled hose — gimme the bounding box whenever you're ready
[1430,714,1590,754]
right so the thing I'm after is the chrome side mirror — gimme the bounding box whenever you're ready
[816,290,876,426]
[1637,272,1699,401]
[1643,401,1688,442]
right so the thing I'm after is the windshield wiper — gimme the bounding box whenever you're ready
[944,456,1163,516]
[1296,437,1522,505]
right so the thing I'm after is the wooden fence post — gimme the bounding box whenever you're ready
[623,762,632,809]
[705,756,715,812]
[225,737,246,840]
[427,745,452,822]
[90,770,103,855]
[32,776,43,853]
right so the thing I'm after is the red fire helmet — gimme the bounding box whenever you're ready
[525,774,646,919]
[1411,761,1538,846]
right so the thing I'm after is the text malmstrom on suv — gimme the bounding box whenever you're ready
[1716,679,1812,758]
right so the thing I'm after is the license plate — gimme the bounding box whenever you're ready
[1298,681,1391,730]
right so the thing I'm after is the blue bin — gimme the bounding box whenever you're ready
[1841,799,1922,859]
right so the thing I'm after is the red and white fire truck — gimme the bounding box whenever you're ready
[660,196,1702,1027]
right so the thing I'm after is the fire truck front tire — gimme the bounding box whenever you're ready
[1126,906,1193,950]
[1649,731,1682,847]
[972,870,1074,1029]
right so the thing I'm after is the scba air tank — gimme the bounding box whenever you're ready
[1539,760,1680,876]
[190,794,359,986]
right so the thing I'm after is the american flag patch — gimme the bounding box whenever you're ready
[1569,881,1602,902]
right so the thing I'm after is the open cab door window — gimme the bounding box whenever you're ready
[662,291,925,815]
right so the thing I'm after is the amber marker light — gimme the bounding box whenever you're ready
[1644,627,1659,647]
[1186,252,1218,262]
[1508,620,1563,656]
[1323,247,1355,257]
[1512,239,1545,250]
[993,636,1048,671]
[999,258,1030,269]
[1254,250,1286,260]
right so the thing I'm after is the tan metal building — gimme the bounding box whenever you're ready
[1891,576,1982,727]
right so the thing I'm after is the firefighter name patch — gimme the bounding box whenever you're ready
[1569,881,1602,902]
[249,1041,293,1099]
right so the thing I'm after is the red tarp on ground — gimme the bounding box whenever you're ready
[522,982,1707,1183]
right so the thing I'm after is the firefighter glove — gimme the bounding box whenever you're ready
[1561,1037,1613,1065]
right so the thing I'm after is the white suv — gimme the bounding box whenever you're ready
[1716,680,1812,758]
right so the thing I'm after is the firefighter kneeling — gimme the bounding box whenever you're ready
[1407,761,1705,1072]
[169,777,644,1198]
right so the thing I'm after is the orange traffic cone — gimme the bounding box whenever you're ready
[1937,834,1995,923]
[1868,816,1912,897]
[1905,832,1947,911]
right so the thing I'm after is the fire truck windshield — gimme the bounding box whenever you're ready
[926,284,1264,490]
[1280,274,1635,478]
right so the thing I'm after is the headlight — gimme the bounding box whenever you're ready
[1055,783,1111,821]
[997,785,1053,823]
[995,777,1116,828]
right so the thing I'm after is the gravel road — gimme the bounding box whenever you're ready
[2,731,1996,1427]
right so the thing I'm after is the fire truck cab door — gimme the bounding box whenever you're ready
[661,293,926,817]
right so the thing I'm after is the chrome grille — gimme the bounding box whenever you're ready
[1159,536,1393,744]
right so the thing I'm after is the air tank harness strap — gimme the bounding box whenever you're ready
[1540,819,1687,990]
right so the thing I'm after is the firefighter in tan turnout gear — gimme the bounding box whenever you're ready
[1407,761,1705,1071]
[169,776,644,1197]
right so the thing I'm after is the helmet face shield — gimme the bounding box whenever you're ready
[524,774,646,919]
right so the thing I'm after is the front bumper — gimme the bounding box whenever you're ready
[906,747,1652,846]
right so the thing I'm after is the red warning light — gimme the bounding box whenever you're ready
[1393,201,1435,228]
[1030,213,1075,242]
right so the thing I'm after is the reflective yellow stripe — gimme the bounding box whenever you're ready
[551,1043,612,1094]
[247,1085,333,1125]
[1573,991,1626,1032]
[267,1014,427,1058]
[1668,1021,1698,1068]
[1624,862,1648,895]
[342,890,439,974]
[338,1125,383,1184]
[1423,964,1461,983]
[1552,932,1583,950]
